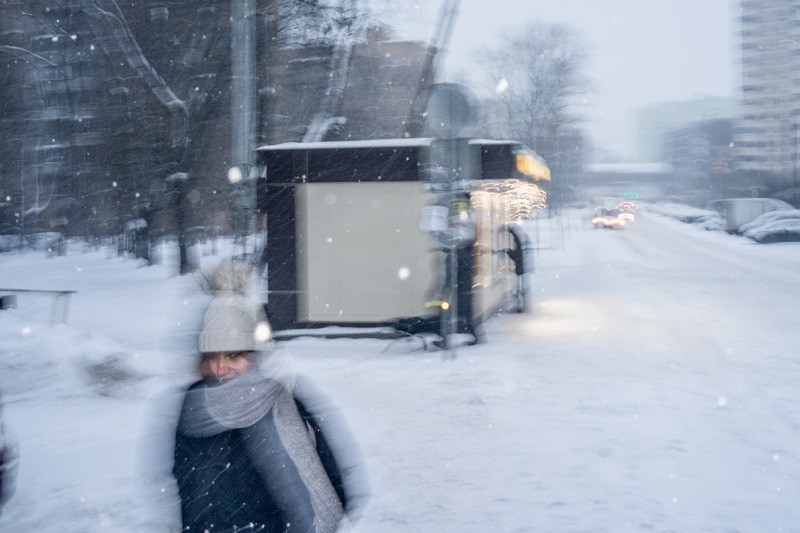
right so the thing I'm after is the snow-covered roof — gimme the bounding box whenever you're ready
[257,138,531,152]
[257,138,435,151]
[467,139,522,146]
[583,162,673,174]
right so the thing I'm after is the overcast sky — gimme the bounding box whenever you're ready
[379,0,736,161]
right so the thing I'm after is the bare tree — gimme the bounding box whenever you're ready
[0,0,346,273]
[2,0,411,266]
[475,22,592,162]
[302,0,363,142]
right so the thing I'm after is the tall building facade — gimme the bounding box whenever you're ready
[636,96,735,163]
[734,0,800,187]
[665,119,734,179]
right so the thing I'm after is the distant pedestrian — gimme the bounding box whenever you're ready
[505,223,533,312]
[173,261,369,532]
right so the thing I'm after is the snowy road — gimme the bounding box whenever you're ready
[2,206,800,532]
[304,209,800,532]
[482,211,800,531]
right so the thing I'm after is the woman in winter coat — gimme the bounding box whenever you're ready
[173,262,369,532]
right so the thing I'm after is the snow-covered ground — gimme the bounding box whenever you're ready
[2,203,800,532]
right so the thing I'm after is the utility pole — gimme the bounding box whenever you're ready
[405,0,461,137]
[230,0,257,258]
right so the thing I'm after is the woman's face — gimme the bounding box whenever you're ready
[200,351,254,380]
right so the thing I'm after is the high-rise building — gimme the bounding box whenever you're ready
[734,0,800,186]
[665,118,734,179]
[636,96,735,163]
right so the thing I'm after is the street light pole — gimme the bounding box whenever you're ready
[231,0,257,257]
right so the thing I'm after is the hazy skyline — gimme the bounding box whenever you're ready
[381,0,736,161]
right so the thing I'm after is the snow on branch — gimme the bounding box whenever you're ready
[302,0,362,142]
[0,45,57,67]
[80,0,188,145]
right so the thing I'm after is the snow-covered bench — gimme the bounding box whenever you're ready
[0,288,77,324]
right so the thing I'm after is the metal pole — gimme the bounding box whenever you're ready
[231,0,256,169]
[445,246,458,360]
[231,0,257,256]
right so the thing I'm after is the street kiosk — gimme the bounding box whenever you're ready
[256,137,549,336]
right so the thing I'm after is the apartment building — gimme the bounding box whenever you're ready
[734,0,800,185]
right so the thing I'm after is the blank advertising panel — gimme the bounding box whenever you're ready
[296,181,438,323]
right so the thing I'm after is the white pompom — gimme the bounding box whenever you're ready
[210,261,254,295]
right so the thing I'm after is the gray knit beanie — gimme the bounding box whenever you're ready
[198,261,272,353]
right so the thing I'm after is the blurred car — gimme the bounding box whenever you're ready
[592,206,627,230]
[615,201,639,212]
[741,215,800,243]
[591,197,618,208]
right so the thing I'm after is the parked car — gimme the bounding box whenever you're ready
[741,215,800,243]
[710,198,794,232]
[737,209,800,235]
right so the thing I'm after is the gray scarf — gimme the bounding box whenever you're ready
[179,368,283,437]
[178,366,347,533]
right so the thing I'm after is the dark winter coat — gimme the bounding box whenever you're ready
[173,373,368,533]
[0,394,17,515]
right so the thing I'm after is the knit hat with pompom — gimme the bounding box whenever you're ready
[198,261,272,353]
